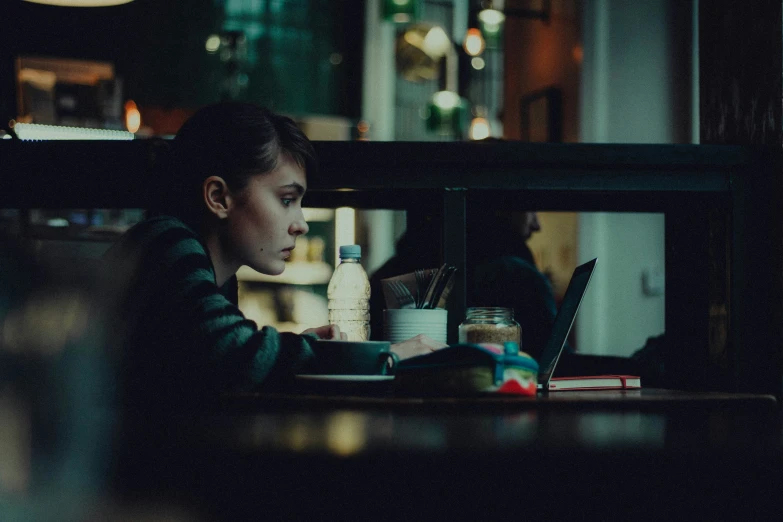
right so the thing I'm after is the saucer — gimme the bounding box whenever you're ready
[295,374,395,382]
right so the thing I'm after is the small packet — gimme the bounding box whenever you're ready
[394,342,539,396]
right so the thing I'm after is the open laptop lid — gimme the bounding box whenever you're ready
[536,258,597,390]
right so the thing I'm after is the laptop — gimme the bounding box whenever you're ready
[536,258,597,391]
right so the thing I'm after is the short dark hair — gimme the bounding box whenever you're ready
[160,102,317,227]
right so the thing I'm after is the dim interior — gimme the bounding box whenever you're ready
[0,206,664,358]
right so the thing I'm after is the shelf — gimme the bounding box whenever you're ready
[237,261,333,285]
[302,208,334,222]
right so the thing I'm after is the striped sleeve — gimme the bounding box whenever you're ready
[104,216,316,398]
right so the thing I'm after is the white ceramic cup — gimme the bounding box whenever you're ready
[383,308,448,344]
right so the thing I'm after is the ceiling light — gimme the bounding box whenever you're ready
[23,0,134,5]
[124,100,141,133]
[421,26,452,59]
[432,90,461,110]
[426,91,469,137]
[396,23,453,82]
[463,28,485,57]
[478,8,505,46]
[382,0,419,24]
[469,117,490,140]
[205,35,221,53]
[477,8,506,26]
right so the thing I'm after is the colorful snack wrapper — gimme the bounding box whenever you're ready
[395,342,539,396]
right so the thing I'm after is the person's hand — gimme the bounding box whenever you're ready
[302,324,347,340]
[390,334,448,360]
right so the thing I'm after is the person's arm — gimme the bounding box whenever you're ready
[302,324,346,340]
[159,250,319,392]
[105,217,320,397]
[390,334,448,359]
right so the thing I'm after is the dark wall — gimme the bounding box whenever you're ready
[699,0,783,397]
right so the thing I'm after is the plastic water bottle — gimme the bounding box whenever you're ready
[327,245,371,341]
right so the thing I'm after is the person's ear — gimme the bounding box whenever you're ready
[203,176,233,219]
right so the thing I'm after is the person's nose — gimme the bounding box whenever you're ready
[290,210,309,236]
[530,213,541,232]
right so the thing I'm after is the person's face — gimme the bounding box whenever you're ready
[224,153,309,275]
[518,211,541,241]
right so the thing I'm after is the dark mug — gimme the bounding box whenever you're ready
[309,340,399,376]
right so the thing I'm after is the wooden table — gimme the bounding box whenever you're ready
[112,388,782,520]
[224,387,779,411]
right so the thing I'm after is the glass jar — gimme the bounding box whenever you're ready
[458,307,521,349]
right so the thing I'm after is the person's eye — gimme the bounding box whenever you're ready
[281,197,296,207]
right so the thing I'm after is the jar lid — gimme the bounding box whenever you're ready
[464,307,515,319]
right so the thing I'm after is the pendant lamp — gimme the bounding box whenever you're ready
[23,1,134,7]
[382,0,419,24]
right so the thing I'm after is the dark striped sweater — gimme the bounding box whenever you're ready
[103,215,316,408]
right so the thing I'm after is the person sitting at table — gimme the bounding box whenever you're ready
[369,209,554,359]
[103,102,439,409]
[369,207,642,377]
[464,208,642,377]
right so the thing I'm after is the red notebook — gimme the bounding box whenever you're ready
[547,375,641,391]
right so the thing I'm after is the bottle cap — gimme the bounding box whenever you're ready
[339,244,361,259]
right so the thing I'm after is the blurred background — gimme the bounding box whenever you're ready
[0,0,702,519]
[0,0,696,357]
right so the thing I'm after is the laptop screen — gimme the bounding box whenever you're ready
[537,258,597,388]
